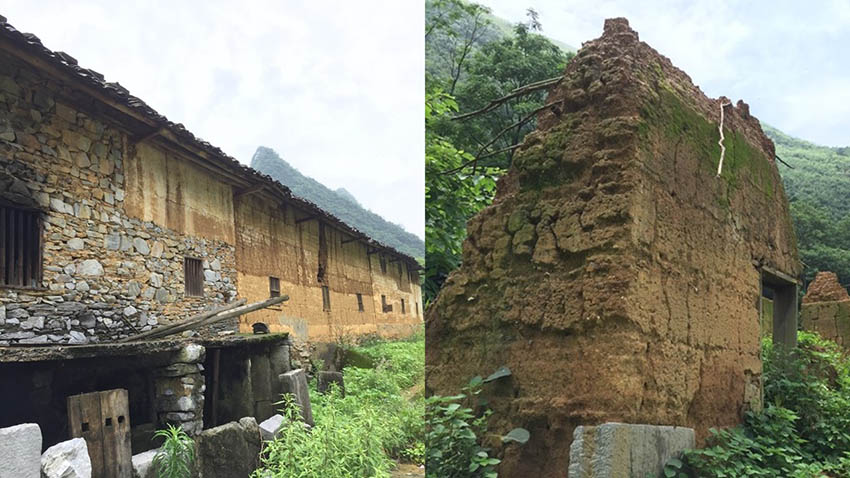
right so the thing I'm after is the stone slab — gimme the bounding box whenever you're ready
[0,423,42,478]
[195,417,261,478]
[259,414,285,442]
[317,370,345,396]
[41,437,92,478]
[567,423,695,478]
[131,449,157,478]
[279,368,314,426]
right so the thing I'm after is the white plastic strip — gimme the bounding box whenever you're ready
[716,102,732,177]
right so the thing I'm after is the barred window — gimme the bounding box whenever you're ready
[184,257,204,297]
[269,277,280,298]
[356,293,364,312]
[0,205,42,288]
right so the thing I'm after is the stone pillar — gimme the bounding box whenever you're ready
[153,344,205,435]
[269,343,291,402]
[250,353,274,422]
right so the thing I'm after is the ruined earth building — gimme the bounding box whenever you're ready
[426,18,800,476]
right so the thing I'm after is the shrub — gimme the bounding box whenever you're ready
[670,331,850,477]
[152,424,195,478]
[425,378,500,478]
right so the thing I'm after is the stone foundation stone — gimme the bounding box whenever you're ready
[279,368,313,426]
[41,437,92,478]
[567,423,695,478]
[0,423,41,478]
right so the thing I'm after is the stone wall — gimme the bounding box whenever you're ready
[0,49,238,344]
[426,18,800,477]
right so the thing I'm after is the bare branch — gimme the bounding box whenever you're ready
[451,76,562,121]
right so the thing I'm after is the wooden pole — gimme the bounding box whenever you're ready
[118,299,246,343]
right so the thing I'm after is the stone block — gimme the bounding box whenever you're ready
[317,371,345,396]
[131,449,157,478]
[41,437,91,478]
[279,369,314,426]
[195,417,261,478]
[0,423,42,478]
[258,414,285,441]
[568,423,695,478]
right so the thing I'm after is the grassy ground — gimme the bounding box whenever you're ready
[253,330,424,478]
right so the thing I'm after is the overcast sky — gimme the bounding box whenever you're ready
[3,1,424,239]
[479,0,850,148]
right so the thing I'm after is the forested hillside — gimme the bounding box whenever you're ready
[251,146,424,260]
[765,125,850,287]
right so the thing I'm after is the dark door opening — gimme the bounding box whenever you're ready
[761,266,799,348]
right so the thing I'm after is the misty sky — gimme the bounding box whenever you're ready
[480,0,850,148]
[3,1,425,239]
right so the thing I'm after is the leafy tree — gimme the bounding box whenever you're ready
[425,0,493,95]
[425,91,498,303]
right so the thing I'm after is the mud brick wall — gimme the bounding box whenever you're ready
[801,272,850,346]
[426,18,800,477]
[0,49,236,344]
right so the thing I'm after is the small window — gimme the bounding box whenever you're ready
[379,255,387,274]
[0,205,42,288]
[184,257,204,297]
[322,286,331,311]
[381,295,392,313]
[356,293,364,312]
[269,276,280,298]
[401,298,406,314]
[415,302,419,317]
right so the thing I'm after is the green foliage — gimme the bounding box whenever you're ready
[255,334,424,477]
[250,146,424,260]
[764,124,850,287]
[672,332,850,477]
[152,424,195,478]
[425,91,500,302]
[425,378,500,478]
[424,1,574,302]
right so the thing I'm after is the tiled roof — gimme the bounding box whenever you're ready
[0,16,420,267]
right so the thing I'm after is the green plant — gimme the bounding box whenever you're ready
[668,331,850,477]
[152,424,195,478]
[425,377,500,478]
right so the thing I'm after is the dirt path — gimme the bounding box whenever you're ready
[392,463,424,478]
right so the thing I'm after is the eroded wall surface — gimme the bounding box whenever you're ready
[801,271,850,346]
[426,18,800,477]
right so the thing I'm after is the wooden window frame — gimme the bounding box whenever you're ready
[184,257,204,297]
[0,204,43,289]
[322,285,331,311]
[269,276,281,298]
[356,293,364,312]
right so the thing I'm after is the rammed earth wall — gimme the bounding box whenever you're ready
[426,18,800,477]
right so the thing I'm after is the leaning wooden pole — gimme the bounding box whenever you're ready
[117,299,247,343]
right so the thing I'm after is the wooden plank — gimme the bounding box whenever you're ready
[15,209,22,286]
[118,299,247,342]
[99,389,132,478]
[35,215,43,286]
[0,207,6,284]
[68,392,105,477]
[211,348,221,427]
[22,212,30,286]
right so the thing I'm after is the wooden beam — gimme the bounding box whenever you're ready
[388,257,399,263]
[233,183,265,199]
[131,126,165,144]
[117,299,246,343]
[367,248,380,255]
[341,237,358,245]
[295,215,316,224]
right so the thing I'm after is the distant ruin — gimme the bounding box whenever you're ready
[801,271,850,347]
[426,18,801,477]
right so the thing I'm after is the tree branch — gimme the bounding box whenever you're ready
[451,76,563,121]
